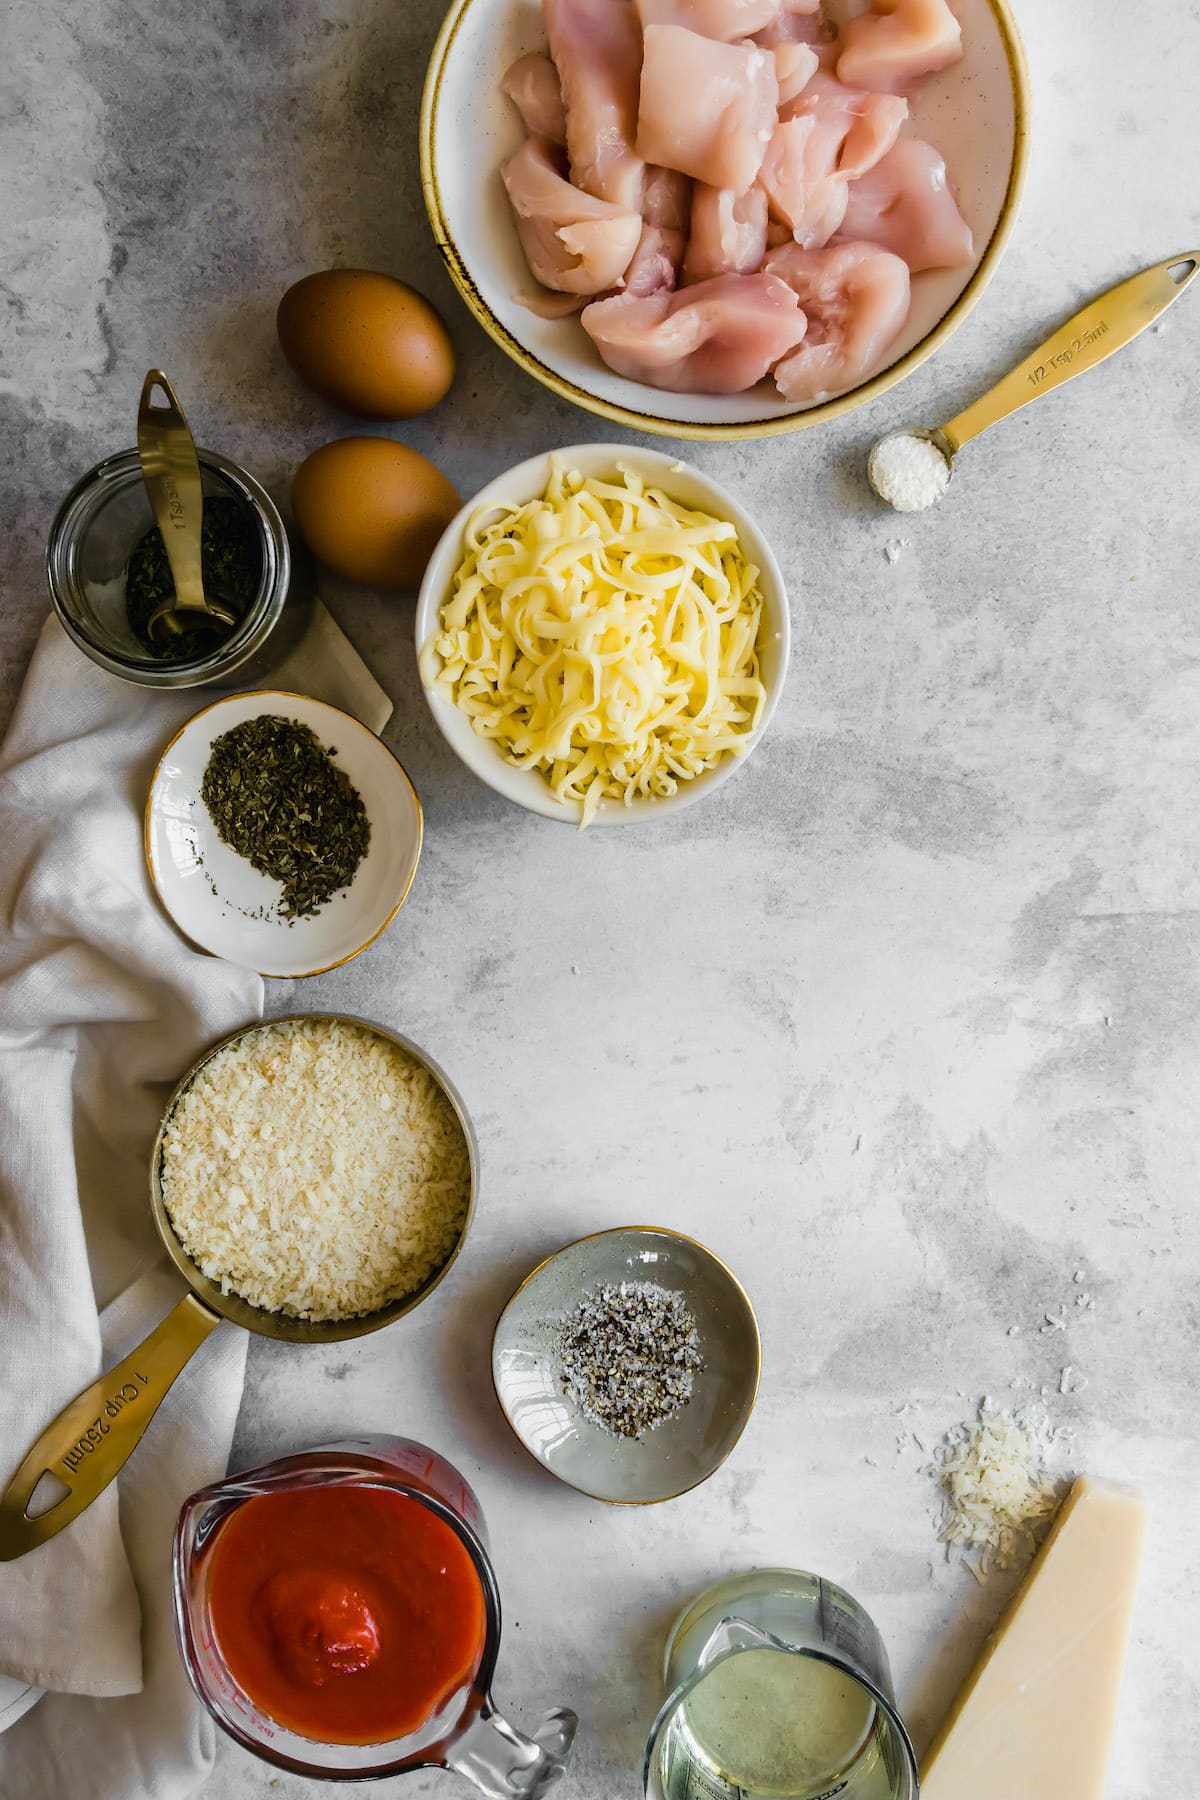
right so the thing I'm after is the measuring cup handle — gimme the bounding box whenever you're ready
[0,1293,220,1561]
[446,1704,578,1799]
[942,251,1200,454]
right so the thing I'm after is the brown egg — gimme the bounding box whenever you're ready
[292,437,460,590]
[277,270,456,419]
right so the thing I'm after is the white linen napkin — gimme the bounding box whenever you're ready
[0,604,391,1797]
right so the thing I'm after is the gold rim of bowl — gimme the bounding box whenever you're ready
[143,689,424,978]
[491,1224,763,1506]
[419,0,1033,441]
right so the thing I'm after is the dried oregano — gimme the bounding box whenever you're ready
[125,496,260,661]
[200,715,371,920]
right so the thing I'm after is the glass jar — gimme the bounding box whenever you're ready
[46,447,311,689]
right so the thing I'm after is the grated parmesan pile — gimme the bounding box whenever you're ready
[160,1019,470,1322]
[931,1404,1066,1580]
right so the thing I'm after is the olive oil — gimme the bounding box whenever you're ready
[660,1649,877,1800]
[646,1571,918,1800]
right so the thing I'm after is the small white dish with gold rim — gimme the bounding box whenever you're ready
[145,691,422,978]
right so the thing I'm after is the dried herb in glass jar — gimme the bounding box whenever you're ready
[125,495,261,660]
[200,715,371,921]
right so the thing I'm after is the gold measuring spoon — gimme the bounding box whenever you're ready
[869,251,1200,512]
[137,369,240,641]
[0,1015,478,1562]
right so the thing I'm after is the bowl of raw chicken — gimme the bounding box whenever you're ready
[421,0,1030,439]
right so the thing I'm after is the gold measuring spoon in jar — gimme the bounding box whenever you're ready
[869,251,1200,513]
[137,369,241,641]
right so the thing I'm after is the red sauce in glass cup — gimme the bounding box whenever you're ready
[206,1484,486,1746]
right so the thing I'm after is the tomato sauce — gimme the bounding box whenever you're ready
[206,1484,487,1746]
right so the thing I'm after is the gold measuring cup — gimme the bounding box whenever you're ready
[0,1015,478,1563]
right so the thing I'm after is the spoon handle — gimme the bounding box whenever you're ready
[0,1293,219,1560]
[137,370,207,613]
[941,252,1200,455]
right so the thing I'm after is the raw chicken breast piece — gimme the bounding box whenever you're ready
[837,135,973,271]
[515,288,590,318]
[643,164,693,231]
[752,0,827,48]
[766,241,910,401]
[636,0,783,40]
[545,0,646,208]
[501,52,568,144]
[625,224,687,294]
[637,24,779,193]
[581,272,808,391]
[760,73,907,248]
[837,0,963,94]
[624,165,693,295]
[502,137,643,294]
[759,119,848,248]
[774,42,819,105]
[780,71,908,171]
[683,184,769,281]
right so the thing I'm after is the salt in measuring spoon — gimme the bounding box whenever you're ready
[869,251,1199,513]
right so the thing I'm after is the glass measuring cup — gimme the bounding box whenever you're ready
[173,1435,576,1794]
[645,1570,917,1800]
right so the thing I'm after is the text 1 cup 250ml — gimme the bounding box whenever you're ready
[0,1015,476,1563]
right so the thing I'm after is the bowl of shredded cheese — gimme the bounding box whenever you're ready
[415,446,789,827]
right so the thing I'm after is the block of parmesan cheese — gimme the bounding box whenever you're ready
[921,1477,1148,1800]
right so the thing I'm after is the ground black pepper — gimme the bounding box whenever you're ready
[558,1281,703,1440]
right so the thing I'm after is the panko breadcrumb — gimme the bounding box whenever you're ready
[159,1019,470,1321]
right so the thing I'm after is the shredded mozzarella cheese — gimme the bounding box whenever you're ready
[420,460,769,826]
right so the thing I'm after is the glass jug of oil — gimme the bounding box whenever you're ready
[644,1570,918,1800]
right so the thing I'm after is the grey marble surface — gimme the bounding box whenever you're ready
[5,0,1200,1795]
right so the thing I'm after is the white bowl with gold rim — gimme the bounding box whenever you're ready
[145,691,423,977]
[413,444,790,827]
[420,0,1030,441]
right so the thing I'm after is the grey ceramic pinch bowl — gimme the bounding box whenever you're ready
[492,1227,761,1505]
